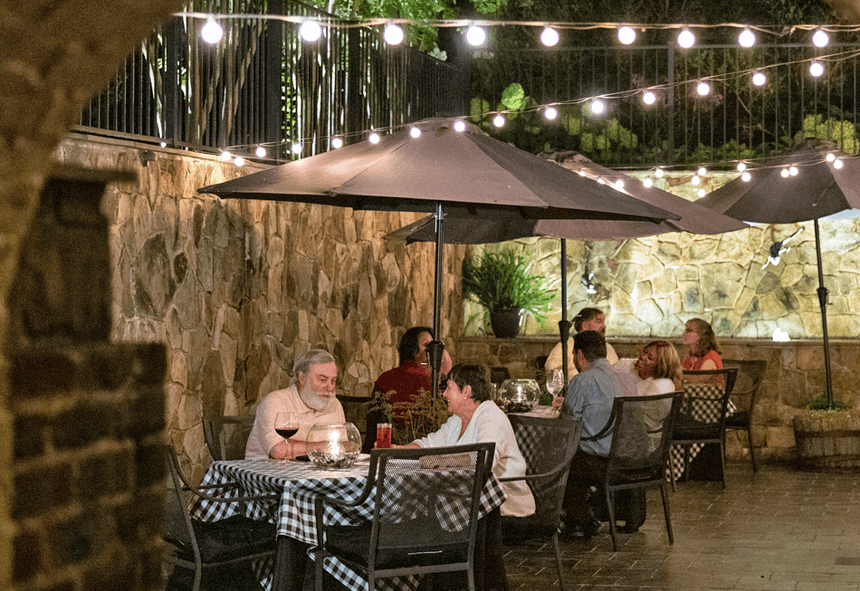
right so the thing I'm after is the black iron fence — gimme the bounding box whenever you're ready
[76,0,468,161]
[471,42,860,167]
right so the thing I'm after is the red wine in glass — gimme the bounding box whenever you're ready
[274,412,300,460]
[275,428,298,439]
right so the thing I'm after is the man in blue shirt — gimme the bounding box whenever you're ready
[560,330,637,538]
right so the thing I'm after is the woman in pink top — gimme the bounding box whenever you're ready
[682,318,723,384]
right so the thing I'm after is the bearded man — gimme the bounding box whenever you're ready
[245,349,345,460]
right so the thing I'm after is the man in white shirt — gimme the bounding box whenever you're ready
[245,349,345,460]
[544,307,618,377]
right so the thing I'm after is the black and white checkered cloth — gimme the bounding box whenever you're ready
[190,458,505,591]
[669,384,736,480]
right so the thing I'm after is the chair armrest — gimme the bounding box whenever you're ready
[498,458,572,483]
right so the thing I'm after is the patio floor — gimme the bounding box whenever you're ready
[503,464,860,591]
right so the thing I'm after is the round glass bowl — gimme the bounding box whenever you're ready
[497,378,540,413]
[307,423,362,469]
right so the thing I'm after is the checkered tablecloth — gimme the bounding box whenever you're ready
[190,458,505,591]
[669,384,735,480]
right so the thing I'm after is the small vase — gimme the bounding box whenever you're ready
[490,307,522,338]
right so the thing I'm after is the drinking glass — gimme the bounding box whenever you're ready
[274,412,300,460]
[546,369,565,413]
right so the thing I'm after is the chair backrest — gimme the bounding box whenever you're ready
[506,415,581,524]
[681,367,739,429]
[605,392,684,485]
[721,359,767,414]
[364,443,495,560]
[203,415,255,461]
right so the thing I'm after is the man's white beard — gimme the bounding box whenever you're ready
[299,382,330,411]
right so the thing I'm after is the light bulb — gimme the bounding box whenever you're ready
[220,150,231,161]
[752,72,767,86]
[698,188,706,197]
[290,143,302,155]
[466,25,486,46]
[789,166,798,176]
[368,132,380,144]
[614,180,625,190]
[741,171,751,182]
[697,167,707,176]
[454,120,466,132]
[826,152,836,162]
[255,146,267,158]
[738,28,756,48]
[834,158,844,169]
[597,178,606,184]
[691,175,701,186]
[697,81,711,96]
[781,168,790,178]
[201,18,223,44]
[383,23,404,45]
[234,156,245,166]
[493,114,505,127]
[810,62,824,77]
[160,142,167,148]
[300,21,322,42]
[813,29,829,48]
[643,178,653,188]
[590,100,605,115]
[331,137,343,149]
[655,168,664,178]
[618,26,636,45]
[678,28,695,49]
[737,162,746,172]
[642,91,656,105]
[544,106,558,120]
[540,27,559,47]
[409,127,421,138]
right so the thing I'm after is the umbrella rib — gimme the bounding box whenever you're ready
[811,178,837,212]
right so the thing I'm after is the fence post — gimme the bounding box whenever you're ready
[266,0,285,159]
[667,40,675,165]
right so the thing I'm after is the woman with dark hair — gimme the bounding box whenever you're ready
[398,363,534,518]
[682,318,723,384]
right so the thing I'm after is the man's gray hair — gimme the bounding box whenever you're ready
[290,349,336,387]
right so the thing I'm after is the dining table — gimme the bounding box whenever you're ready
[190,456,506,591]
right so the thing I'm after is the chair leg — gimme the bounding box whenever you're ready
[748,426,757,473]
[605,488,618,551]
[669,448,677,492]
[659,482,674,545]
[682,445,690,482]
[719,436,727,489]
[552,531,565,591]
[315,550,324,591]
[192,565,202,591]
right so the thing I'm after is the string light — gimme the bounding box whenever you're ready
[696,81,711,96]
[590,99,605,114]
[220,150,232,161]
[540,27,559,47]
[741,171,751,181]
[781,168,790,178]
[697,188,706,197]
[697,167,707,176]
[331,137,343,148]
[738,28,756,48]
[789,166,799,176]
[614,180,625,190]
[642,90,656,105]
[618,26,636,45]
[300,20,322,42]
[234,156,245,166]
[813,29,829,48]
[466,25,486,46]
[544,106,558,120]
[677,28,695,48]
[737,162,747,172]
[643,178,653,188]
[255,146,267,158]
[691,174,701,185]
[201,18,223,44]
[752,71,767,86]
[654,168,664,178]
[368,132,380,144]
[454,120,466,132]
[834,158,844,169]
[810,61,824,77]
[493,114,505,127]
[290,142,302,154]
[826,152,836,162]
[409,126,421,138]
[383,23,404,45]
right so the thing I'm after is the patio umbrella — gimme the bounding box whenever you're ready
[198,117,680,395]
[387,153,747,383]
[696,139,860,407]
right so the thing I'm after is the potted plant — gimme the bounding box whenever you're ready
[792,394,860,471]
[462,248,556,338]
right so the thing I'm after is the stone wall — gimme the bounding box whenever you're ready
[55,133,467,482]
[457,335,860,464]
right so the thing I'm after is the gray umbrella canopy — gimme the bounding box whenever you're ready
[198,117,679,392]
[386,152,747,383]
[696,139,860,407]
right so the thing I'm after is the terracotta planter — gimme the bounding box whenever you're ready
[490,307,522,338]
[793,413,860,471]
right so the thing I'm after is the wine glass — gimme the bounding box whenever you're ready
[274,412,300,460]
[546,369,565,413]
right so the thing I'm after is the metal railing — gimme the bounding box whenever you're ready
[76,0,468,160]
[471,43,860,167]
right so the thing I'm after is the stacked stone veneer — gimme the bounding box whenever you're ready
[56,134,467,482]
[7,170,167,591]
[457,336,860,464]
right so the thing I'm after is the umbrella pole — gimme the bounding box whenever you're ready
[814,219,835,407]
[426,203,445,398]
[559,240,571,385]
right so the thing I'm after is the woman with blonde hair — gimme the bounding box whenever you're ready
[633,340,684,394]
